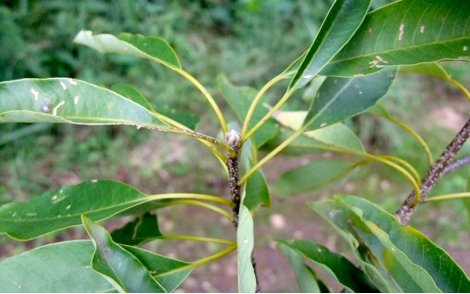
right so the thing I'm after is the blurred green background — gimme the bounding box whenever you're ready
[0,0,469,291]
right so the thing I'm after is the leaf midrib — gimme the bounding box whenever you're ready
[328,36,470,65]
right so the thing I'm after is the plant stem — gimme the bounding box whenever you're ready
[146,193,234,208]
[157,200,233,222]
[425,192,470,203]
[241,73,288,138]
[159,234,235,246]
[174,68,228,134]
[396,117,470,225]
[225,130,261,292]
[156,244,237,278]
[442,155,470,177]
[242,89,294,143]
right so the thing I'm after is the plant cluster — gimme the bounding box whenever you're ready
[0,0,470,292]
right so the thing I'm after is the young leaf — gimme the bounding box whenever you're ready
[303,68,396,131]
[277,242,321,292]
[289,0,372,90]
[0,180,148,240]
[111,212,162,245]
[82,216,166,293]
[0,241,113,292]
[322,0,470,77]
[0,78,162,127]
[74,31,182,69]
[218,75,278,148]
[312,196,470,292]
[275,159,358,196]
[237,205,257,293]
[278,240,377,292]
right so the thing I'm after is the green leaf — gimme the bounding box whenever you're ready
[112,83,199,130]
[0,180,148,240]
[74,30,182,69]
[111,83,155,111]
[277,242,321,292]
[82,216,166,293]
[312,196,470,292]
[217,74,278,148]
[279,240,377,292]
[237,205,257,293]
[123,245,192,292]
[304,68,396,131]
[275,159,358,196]
[0,240,191,293]
[0,78,162,126]
[111,212,162,245]
[322,0,470,77]
[290,0,371,90]
[465,178,470,226]
[244,166,271,211]
[0,241,113,292]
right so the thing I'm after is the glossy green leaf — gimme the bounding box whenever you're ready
[312,195,470,292]
[112,83,199,130]
[237,205,257,293]
[304,68,396,131]
[279,240,377,292]
[123,245,192,292]
[275,159,358,196]
[322,0,470,77]
[0,241,113,292]
[277,242,321,292]
[111,212,162,245]
[74,30,181,69]
[290,0,371,90]
[244,166,271,211]
[0,180,148,240]
[217,74,278,148]
[82,216,166,292]
[0,78,162,126]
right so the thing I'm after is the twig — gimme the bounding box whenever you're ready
[225,130,261,292]
[396,117,470,225]
[442,155,470,177]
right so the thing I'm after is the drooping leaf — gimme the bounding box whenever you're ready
[290,0,372,90]
[237,205,257,293]
[322,0,470,77]
[123,245,192,292]
[217,74,279,148]
[0,180,148,240]
[82,216,166,293]
[74,30,182,69]
[112,83,199,129]
[279,240,378,292]
[303,68,396,131]
[275,159,358,196]
[312,195,470,292]
[0,241,113,292]
[111,212,162,245]
[0,78,162,126]
[277,242,321,292]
